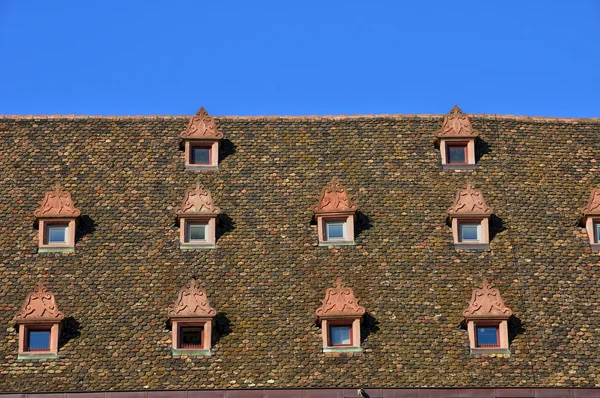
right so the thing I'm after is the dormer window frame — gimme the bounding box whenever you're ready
[447,184,493,251]
[34,183,81,253]
[176,183,221,250]
[14,283,65,360]
[313,178,358,246]
[316,279,365,354]
[463,280,513,356]
[436,106,478,170]
[180,107,223,171]
[581,188,600,251]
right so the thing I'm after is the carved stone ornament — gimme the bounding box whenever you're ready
[34,183,81,218]
[462,280,513,319]
[14,282,65,323]
[169,279,217,319]
[316,278,366,319]
[447,183,493,216]
[176,183,221,216]
[436,105,478,138]
[582,188,600,216]
[313,178,358,214]
[180,107,224,140]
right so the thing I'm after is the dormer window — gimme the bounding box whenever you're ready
[176,183,221,249]
[180,107,223,170]
[447,184,493,251]
[435,106,478,169]
[168,279,217,357]
[580,188,600,250]
[463,280,513,355]
[313,178,358,246]
[34,183,81,253]
[315,279,365,354]
[14,283,65,359]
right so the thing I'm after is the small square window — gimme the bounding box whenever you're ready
[187,223,207,242]
[191,146,211,165]
[46,224,67,244]
[476,326,499,348]
[179,326,203,349]
[594,221,600,244]
[329,325,352,346]
[27,329,51,352]
[447,144,467,164]
[325,221,346,240]
[459,223,480,242]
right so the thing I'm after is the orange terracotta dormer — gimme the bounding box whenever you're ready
[14,283,65,359]
[435,106,478,169]
[168,279,217,357]
[581,188,600,251]
[180,107,223,170]
[176,183,221,249]
[315,278,365,353]
[313,178,358,246]
[447,184,493,251]
[34,183,81,253]
[462,280,513,355]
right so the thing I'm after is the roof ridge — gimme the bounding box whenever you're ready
[0,113,599,122]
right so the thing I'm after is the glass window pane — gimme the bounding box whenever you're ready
[180,326,203,349]
[326,222,345,240]
[460,224,479,242]
[188,223,207,241]
[448,146,466,163]
[330,325,351,345]
[47,225,67,243]
[28,330,51,351]
[476,327,499,347]
[595,222,600,243]
[191,147,210,165]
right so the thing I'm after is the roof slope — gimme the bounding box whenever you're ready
[0,114,600,391]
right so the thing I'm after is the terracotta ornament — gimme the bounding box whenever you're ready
[14,282,65,322]
[34,183,81,218]
[176,183,221,215]
[447,183,493,216]
[462,280,513,319]
[169,279,217,318]
[436,105,477,138]
[313,178,358,214]
[582,188,600,216]
[316,278,365,319]
[180,107,223,140]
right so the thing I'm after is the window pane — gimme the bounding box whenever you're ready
[180,326,203,349]
[595,222,600,243]
[460,224,479,242]
[47,225,67,243]
[28,330,51,351]
[476,327,499,347]
[448,146,466,163]
[188,224,207,241]
[330,325,351,345]
[326,222,345,240]
[191,147,210,165]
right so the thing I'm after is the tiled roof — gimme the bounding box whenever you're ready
[0,113,600,391]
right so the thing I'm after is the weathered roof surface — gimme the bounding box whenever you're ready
[0,113,600,392]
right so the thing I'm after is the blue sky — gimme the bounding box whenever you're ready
[0,1,599,117]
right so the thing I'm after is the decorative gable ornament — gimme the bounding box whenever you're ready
[313,178,358,246]
[316,278,366,319]
[315,279,364,353]
[447,184,492,250]
[435,106,478,169]
[176,183,220,249]
[34,183,80,253]
[462,280,512,355]
[180,107,222,170]
[168,279,217,356]
[14,283,64,358]
[581,188,600,250]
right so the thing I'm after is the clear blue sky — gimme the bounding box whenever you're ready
[1,1,599,117]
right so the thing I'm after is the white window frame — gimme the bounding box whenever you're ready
[46,224,68,244]
[187,222,208,243]
[459,222,481,243]
[324,220,347,241]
